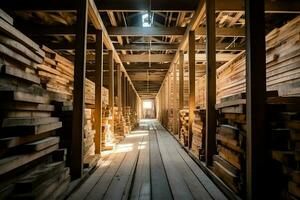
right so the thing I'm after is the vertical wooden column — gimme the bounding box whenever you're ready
[173,64,177,134]
[108,50,114,134]
[126,79,129,107]
[117,64,122,109]
[205,0,217,166]
[245,0,267,199]
[94,30,103,154]
[122,72,126,107]
[188,31,195,149]
[71,0,88,178]
[125,77,128,107]
[179,52,184,110]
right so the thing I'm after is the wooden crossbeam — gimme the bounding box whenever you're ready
[124,63,170,70]
[107,27,185,36]
[184,53,236,62]
[196,27,245,37]
[2,0,300,13]
[120,54,174,63]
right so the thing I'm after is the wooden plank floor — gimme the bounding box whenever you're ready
[68,119,227,200]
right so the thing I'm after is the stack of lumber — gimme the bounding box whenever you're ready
[83,108,99,168]
[102,105,114,150]
[191,108,206,160]
[113,107,126,142]
[123,106,132,133]
[0,11,69,198]
[167,109,174,133]
[130,108,138,129]
[7,151,70,199]
[38,46,96,105]
[269,96,300,199]
[179,109,189,146]
[213,93,247,195]
[194,16,300,107]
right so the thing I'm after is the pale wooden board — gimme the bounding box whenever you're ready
[103,132,144,200]
[0,9,13,25]
[25,136,60,151]
[0,64,40,84]
[2,117,59,127]
[0,91,49,104]
[129,133,150,200]
[0,144,58,176]
[0,102,54,111]
[149,124,173,200]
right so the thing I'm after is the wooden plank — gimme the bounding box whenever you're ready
[0,144,58,176]
[119,54,174,63]
[0,18,44,57]
[130,133,150,200]
[0,91,49,104]
[155,122,213,199]
[0,102,54,111]
[71,0,88,178]
[24,136,59,151]
[1,121,62,136]
[0,64,40,84]
[149,126,172,200]
[0,35,44,64]
[2,117,59,127]
[108,27,185,36]
[0,9,13,25]
[188,31,195,149]
[179,51,184,110]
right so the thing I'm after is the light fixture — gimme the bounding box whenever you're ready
[142,13,151,27]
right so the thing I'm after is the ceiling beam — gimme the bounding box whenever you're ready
[124,63,170,70]
[196,27,245,37]
[107,27,186,36]
[119,54,174,63]
[184,53,237,62]
[2,0,299,13]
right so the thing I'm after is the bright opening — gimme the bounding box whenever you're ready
[143,101,153,109]
[142,13,151,27]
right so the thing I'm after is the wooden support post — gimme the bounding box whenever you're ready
[173,64,177,134]
[94,30,103,154]
[71,0,88,179]
[122,72,126,107]
[205,0,217,166]
[245,0,267,199]
[188,31,195,149]
[117,64,122,109]
[108,50,114,134]
[179,51,184,110]
[126,78,129,107]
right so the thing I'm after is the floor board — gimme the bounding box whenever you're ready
[68,120,227,200]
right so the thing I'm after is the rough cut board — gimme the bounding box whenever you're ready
[0,9,13,25]
[0,64,40,84]
[0,91,49,104]
[0,144,59,176]
[24,137,60,151]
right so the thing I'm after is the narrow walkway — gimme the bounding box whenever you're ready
[69,119,227,200]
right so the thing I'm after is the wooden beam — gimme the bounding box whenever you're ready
[179,51,184,110]
[71,0,88,179]
[94,30,103,154]
[205,0,217,167]
[115,44,179,51]
[188,31,195,149]
[107,27,185,36]
[245,0,268,199]
[124,63,170,70]
[108,50,114,136]
[196,27,245,37]
[184,53,236,62]
[117,63,122,108]
[173,64,178,134]
[120,54,174,63]
[122,72,126,107]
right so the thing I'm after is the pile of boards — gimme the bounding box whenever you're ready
[102,105,114,150]
[113,106,126,142]
[191,108,206,160]
[179,109,189,146]
[122,106,138,133]
[83,108,99,168]
[213,93,248,195]
[269,96,300,199]
[167,109,175,133]
[0,10,69,198]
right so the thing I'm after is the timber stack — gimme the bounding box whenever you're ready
[123,106,132,133]
[269,96,300,199]
[213,93,247,195]
[167,109,174,133]
[179,109,189,146]
[0,12,69,199]
[113,107,126,142]
[191,108,206,161]
[102,105,114,150]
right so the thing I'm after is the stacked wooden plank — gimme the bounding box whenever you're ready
[7,152,70,199]
[113,107,126,142]
[167,109,174,133]
[123,106,132,133]
[191,108,206,160]
[0,12,69,198]
[102,105,114,150]
[195,16,300,107]
[213,93,247,195]
[268,97,300,199]
[179,109,189,146]
[130,108,138,129]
